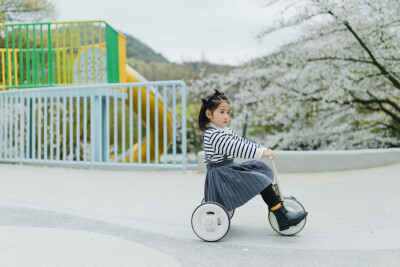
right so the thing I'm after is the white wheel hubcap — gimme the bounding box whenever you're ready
[192,203,230,241]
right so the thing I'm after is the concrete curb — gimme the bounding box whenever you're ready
[197,148,400,173]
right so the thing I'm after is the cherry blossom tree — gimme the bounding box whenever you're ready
[189,0,400,150]
[0,0,58,23]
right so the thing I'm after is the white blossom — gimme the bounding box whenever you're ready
[188,0,400,150]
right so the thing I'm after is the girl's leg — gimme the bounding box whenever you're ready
[260,184,308,231]
[260,184,281,208]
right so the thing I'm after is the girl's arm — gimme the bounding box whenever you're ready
[207,131,266,159]
[232,131,275,159]
[262,148,275,159]
[231,130,265,149]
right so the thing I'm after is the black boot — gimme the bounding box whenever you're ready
[271,204,308,231]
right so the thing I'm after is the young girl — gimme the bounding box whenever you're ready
[198,89,307,231]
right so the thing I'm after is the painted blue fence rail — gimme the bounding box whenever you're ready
[0,81,187,171]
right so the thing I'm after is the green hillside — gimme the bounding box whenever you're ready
[124,33,169,63]
[123,32,235,81]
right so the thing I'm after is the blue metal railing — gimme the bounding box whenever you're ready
[0,81,187,171]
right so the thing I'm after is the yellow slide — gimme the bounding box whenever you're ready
[72,42,172,163]
[124,65,173,163]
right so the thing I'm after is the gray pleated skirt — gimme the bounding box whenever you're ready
[204,158,274,212]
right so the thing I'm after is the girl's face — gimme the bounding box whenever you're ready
[206,101,231,128]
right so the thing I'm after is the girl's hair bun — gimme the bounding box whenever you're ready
[206,89,225,101]
[214,89,223,96]
[201,98,208,105]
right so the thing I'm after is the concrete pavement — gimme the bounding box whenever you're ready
[0,162,399,266]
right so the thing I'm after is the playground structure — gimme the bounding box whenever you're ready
[0,21,187,170]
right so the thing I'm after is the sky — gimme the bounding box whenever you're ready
[54,0,294,66]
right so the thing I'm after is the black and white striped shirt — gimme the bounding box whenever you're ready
[203,123,267,164]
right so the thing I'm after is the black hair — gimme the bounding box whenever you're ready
[198,89,230,131]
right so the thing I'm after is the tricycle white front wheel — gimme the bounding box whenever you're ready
[191,202,230,242]
[268,197,307,236]
[201,198,235,219]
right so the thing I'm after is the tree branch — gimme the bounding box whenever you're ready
[373,122,400,134]
[288,87,400,125]
[257,11,329,39]
[347,91,400,123]
[341,19,400,91]
[366,90,400,113]
[307,57,374,64]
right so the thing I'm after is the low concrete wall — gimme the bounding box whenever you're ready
[197,148,400,173]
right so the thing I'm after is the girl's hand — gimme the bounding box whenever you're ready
[262,149,275,160]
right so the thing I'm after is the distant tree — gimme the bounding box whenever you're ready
[190,0,400,150]
[0,0,58,23]
[255,0,400,149]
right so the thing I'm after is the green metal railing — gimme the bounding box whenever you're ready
[0,21,120,90]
